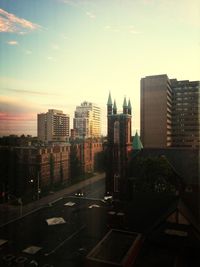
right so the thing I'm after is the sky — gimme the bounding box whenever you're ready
[0,0,199,136]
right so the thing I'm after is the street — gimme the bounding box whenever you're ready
[0,175,110,267]
[0,173,105,226]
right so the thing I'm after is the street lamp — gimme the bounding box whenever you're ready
[28,179,34,200]
[28,174,40,201]
[37,173,40,200]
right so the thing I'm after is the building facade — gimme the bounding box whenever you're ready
[0,138,105,202]
[0,144,70,201]
[171,79,200,148]
[140,75,172,148]
[140,75,199,148]
[71,138,103,174]
[73,101,101,138]
[106,93,132,198]
[37,109,70,143]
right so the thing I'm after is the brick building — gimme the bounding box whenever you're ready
[38,145,70,188]
[71,138,104,174]
[0,144,70,200]
[0,136,104,201]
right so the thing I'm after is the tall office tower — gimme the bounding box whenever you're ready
[37,109,70,142]
[140,75,173,148]
[140,75,200,148]
[171,79,200,148]
[73,101,101,138]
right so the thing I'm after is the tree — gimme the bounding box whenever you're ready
[94,151,106,172]
[60,163,63,184]
[128,156,181,193]
[49,154,54,188]
[70,144,82,179]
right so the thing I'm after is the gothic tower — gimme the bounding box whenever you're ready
[106,93,132,199]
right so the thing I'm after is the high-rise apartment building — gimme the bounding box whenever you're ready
[141,75,199,148]
[73,101,101,138]
[37,109,70,142]
[171,79,199,148]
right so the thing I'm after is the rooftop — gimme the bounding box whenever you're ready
[86,229,143,266]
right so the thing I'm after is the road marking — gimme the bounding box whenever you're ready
[48,197,63,206]
[67,196,103,201]
[44,224,86,256]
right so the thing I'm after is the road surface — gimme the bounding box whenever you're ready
[0,174,110,267]
[0,173,105,226]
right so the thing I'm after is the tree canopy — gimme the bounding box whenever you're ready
[128,156,182,193]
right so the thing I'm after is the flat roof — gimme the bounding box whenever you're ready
[87,229,142,266]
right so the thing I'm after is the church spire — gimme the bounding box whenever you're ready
[113,99,117,114]
[123,97,127,107]
[128,98,132,115]
[133,130,143,150]
[123,97,128,114]
[107,92,113,115]
[107,92,112,106]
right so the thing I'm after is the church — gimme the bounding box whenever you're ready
[106,92,134,199]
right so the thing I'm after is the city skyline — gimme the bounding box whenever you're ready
[0,0,199,136]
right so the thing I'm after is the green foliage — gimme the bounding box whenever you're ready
[70,172,94,185]
[129,156,180,193]
[70,145,82,179]
[60,163,63,183]
[94,151,106,172]
[49,154,54,187]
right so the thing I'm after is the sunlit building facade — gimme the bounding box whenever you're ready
[171,79,200,148]
[37,109,70,142]
[73,101,101,138]
[141,75,199,148]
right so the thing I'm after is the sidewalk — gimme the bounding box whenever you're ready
[0,173,105,226]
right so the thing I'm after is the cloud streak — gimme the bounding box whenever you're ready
[104,25,140,34]
[60,0,96,19]
[25,50,32,55]
[0,112,36,121]
[86,11,96,19]
[4,88,58,96]
[0,8,41,34]
[47,56,56,62]
[51,43,60,50]
[7,40,18,45]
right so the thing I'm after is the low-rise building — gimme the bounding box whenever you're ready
[0,144,70,200]
[71,138,104,174]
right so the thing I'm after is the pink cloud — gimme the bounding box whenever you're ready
[0,112,36,136]
[0,8,41,34]
[0,98,38,136]
[0,112,36,121]
[7,40,18,45]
